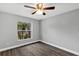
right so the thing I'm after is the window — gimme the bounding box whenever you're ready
[17,22,31,40]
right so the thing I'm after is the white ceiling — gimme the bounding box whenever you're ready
[0,3,79,20]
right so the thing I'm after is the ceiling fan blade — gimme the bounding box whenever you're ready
[24,5,35,9]
[44,6,55,10]
[32,11,37,15]
[43,12,46,15]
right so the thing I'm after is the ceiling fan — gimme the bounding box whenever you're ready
[24,3,55,15]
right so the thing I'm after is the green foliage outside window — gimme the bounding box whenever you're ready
[17,22,31,40]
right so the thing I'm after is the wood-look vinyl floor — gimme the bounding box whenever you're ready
[0,42,77,56]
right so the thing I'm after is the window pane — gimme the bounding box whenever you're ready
[17,22,31,40]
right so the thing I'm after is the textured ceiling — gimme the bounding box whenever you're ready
[0,3,79,20]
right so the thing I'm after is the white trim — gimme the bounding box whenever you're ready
[41,40,79,55]
[0,40,40,52]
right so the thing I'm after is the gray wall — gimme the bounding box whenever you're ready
[0,7,79,54]
[0,12,40,50]
[41,9,79,53]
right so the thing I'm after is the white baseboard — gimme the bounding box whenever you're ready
[0,40,79,56]
[0,40,40,52]
[41,40,79,55]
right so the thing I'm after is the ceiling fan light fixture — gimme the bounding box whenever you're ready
[36,10,43,14]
